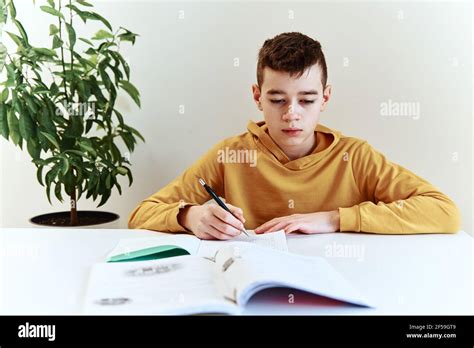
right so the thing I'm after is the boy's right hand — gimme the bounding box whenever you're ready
[177,203,246,240]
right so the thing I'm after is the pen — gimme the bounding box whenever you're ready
[198,178,250,237]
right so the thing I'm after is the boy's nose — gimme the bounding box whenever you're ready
[282,109,302,122]
[283,103,302,119]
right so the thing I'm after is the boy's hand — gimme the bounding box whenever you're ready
[178,203,246,240]
[255,210,340,235]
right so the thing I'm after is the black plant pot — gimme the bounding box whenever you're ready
[29,211,120,228]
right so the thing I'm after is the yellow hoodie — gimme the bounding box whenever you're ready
[128,121,461,234]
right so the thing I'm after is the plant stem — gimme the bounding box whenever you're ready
[58,0,69,104]
[69,0,74,101]
[70,172,78,226]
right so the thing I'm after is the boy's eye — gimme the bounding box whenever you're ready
[270,99,285,104]
[269,100,316,104]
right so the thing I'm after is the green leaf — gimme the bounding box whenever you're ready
[7,108,21,145]
[77,0,93,7]
[72,51,95,69]
[27,137,41,159]
[119,80,141,107]
[24,95,38,115]
[36,165,44,186]
[40,5,65,20]
[13,19,28,44]
[86,12,112,31]
[45,166,58,191]
[63,170,75,196]
[108,62,123,84]
[8,0,16,19]
[79,140,97,157]
[49,24,59,36]
[110,51,130,80]
[33,47,57,57]
[61,156,70,176]
[0,102,9,140]
[6,31,23,46]
[118,30,138,45]
[65,23,76,48]
[116,166,128,175]
[52,35,63,49]
[54,181,63,202]
[113,109,124,125]
[98,60,112,90]
[114,178,122,195]
[120,131,135,151]
[40,131,60,149]
[19,111,35,140]
[97,188,111,207]
[92,29,114,40]
[84,47,96,55]
[32,86,49,95]
[50,82,59,95]
[64,149,86,157]
[0,0,6,24]
[125,124,145,142]
[126,167,133,186]
[0,42,7,73]
[38,107,56,133]
[46,183,52,204]
[0,87,8,103]
[78,37,93,46]
[5,64,16,86]
[105,173,111,189]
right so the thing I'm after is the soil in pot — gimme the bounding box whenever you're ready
[30,211,119,227]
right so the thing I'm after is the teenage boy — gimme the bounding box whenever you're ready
[128,32,460,239]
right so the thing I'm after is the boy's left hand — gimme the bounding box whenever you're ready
[255,210,340,235]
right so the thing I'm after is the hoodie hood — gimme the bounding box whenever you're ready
[247,120,341,170]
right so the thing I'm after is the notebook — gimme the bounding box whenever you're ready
[84,242,372,315]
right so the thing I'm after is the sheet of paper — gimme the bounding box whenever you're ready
[197,230,288,259]
[105,234,200,261]
[83,256,239,315]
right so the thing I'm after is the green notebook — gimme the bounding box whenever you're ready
[107,245,190,263]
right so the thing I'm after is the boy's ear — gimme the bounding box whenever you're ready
[252,84,263,111]
[320,84,332,112]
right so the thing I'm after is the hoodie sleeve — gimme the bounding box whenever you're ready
[338,141,461,234]
[127,141,225,232]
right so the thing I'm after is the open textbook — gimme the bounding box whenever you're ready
[84,243,371,315]
[105,230,288,261]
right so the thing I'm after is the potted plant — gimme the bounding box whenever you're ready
[0,0,144,227]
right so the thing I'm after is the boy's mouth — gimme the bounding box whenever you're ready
[282,128,303,137]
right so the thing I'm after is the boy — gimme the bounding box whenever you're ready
[128,32,461,240]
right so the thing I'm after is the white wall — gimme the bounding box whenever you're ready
[1,1,472,235]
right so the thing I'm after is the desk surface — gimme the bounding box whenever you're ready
[0,228,472,315]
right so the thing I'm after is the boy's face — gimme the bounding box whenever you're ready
[252,64,331,160]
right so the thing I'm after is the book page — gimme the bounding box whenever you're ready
[83,255,239,315]
[105,234,201,261]
[197,230,288,260]
[211,243,371,308]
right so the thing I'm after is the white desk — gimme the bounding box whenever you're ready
[0,228,472,315]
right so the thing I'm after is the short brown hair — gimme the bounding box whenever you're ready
[256,32,328,89]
